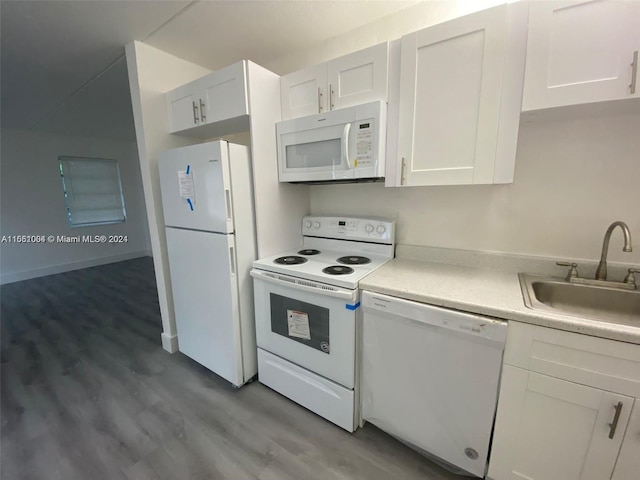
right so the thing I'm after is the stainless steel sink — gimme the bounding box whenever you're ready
[519,273,640,324]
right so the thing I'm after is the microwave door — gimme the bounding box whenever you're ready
[279,124,348,182]
[276,100,386,183]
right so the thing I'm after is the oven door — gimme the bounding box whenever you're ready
[251,269,358,389]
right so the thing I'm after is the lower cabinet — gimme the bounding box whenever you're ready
[611,400,640,480]
[488,322,640,480]
[488,365,634,480]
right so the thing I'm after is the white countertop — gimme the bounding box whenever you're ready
[359,255,640,345]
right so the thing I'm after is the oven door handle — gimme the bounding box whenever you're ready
[250,269,357,302]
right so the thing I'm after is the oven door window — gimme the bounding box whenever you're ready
[270,293,330,354]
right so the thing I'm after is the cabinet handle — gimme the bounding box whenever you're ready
[192,101,199,124]
[199,99,206,122]
[318,87,323,113]
[330,83,335,110]
[630,51,638,94]
[401,157,407,185]
[608,401,623,439]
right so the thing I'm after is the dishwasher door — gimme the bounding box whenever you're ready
[360,291,507,478]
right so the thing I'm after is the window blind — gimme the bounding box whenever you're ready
[59,156,126,226]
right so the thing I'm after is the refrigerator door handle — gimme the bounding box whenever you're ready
[225,189,232,221]
[229,246,236,275]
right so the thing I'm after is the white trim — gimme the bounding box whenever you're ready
[0,250,152,285]
[161,332,179,353]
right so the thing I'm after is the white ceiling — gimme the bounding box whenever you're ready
[1,0,420,142]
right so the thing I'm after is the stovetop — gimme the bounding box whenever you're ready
[252,247,391,290]
[252,216,396,290]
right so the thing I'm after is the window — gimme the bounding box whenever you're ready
[59,156,126,227]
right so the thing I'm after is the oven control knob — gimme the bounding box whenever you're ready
[376,225,386,234]
[365,224,374,233]
[304,220,312,229]
[313,221,321,229]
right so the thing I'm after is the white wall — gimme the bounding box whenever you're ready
[311,112,640,265]
[126,41,212,353]
[245,62,311,258]
[265,0,640,266]
[265,0,504,75]
[0,129,152,284]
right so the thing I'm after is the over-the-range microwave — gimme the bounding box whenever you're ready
[276,100,387,184]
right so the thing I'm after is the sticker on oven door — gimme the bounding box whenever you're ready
[320,341,330,353]
[287,310,311,340]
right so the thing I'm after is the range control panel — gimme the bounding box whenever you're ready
[302,216,395,244]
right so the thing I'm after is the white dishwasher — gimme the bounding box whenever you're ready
[360,290,507,478]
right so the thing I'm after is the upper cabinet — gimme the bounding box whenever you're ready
[523,0,640,111]
[279,63,328,119]
[391,3,528,187]
[280,42,389,119]
[166,61,249,137]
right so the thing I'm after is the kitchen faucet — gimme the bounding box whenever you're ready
[595,221,632,280]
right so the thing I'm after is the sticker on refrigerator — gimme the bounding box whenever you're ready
[178,170,195,202]
[287,310,311,340]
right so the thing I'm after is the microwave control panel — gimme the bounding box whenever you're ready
[355,120,374,168]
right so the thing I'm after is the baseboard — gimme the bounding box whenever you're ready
[161,332,179,353]
[0,250,153,285]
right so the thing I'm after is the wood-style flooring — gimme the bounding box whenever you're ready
[1,257,464,480]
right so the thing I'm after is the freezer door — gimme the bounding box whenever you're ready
[159,141,234,233]
[166,227,243,386]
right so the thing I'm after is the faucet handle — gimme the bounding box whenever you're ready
[624,268,640,289]
[556,261,579,281]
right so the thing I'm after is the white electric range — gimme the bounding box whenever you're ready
[250,215,395,432]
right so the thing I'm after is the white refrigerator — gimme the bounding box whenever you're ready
[158,140,257,387]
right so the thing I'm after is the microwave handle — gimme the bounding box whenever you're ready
[342,123,351,169]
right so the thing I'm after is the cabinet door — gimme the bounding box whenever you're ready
[327,42,388,111]
[523,0,640,111]
[397,5,520,186]
[612,398,640,480]
[488,366,633,480]
[280,63,328,119]
[200,61,249,125]
[166,82,202,133]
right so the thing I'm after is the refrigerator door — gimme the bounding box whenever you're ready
[159,141,233,233]
[166,226,243,386]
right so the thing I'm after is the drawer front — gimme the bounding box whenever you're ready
[504,322,640,397]
[257,348,355,432]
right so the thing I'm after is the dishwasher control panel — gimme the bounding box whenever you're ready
[362,291,507,343]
